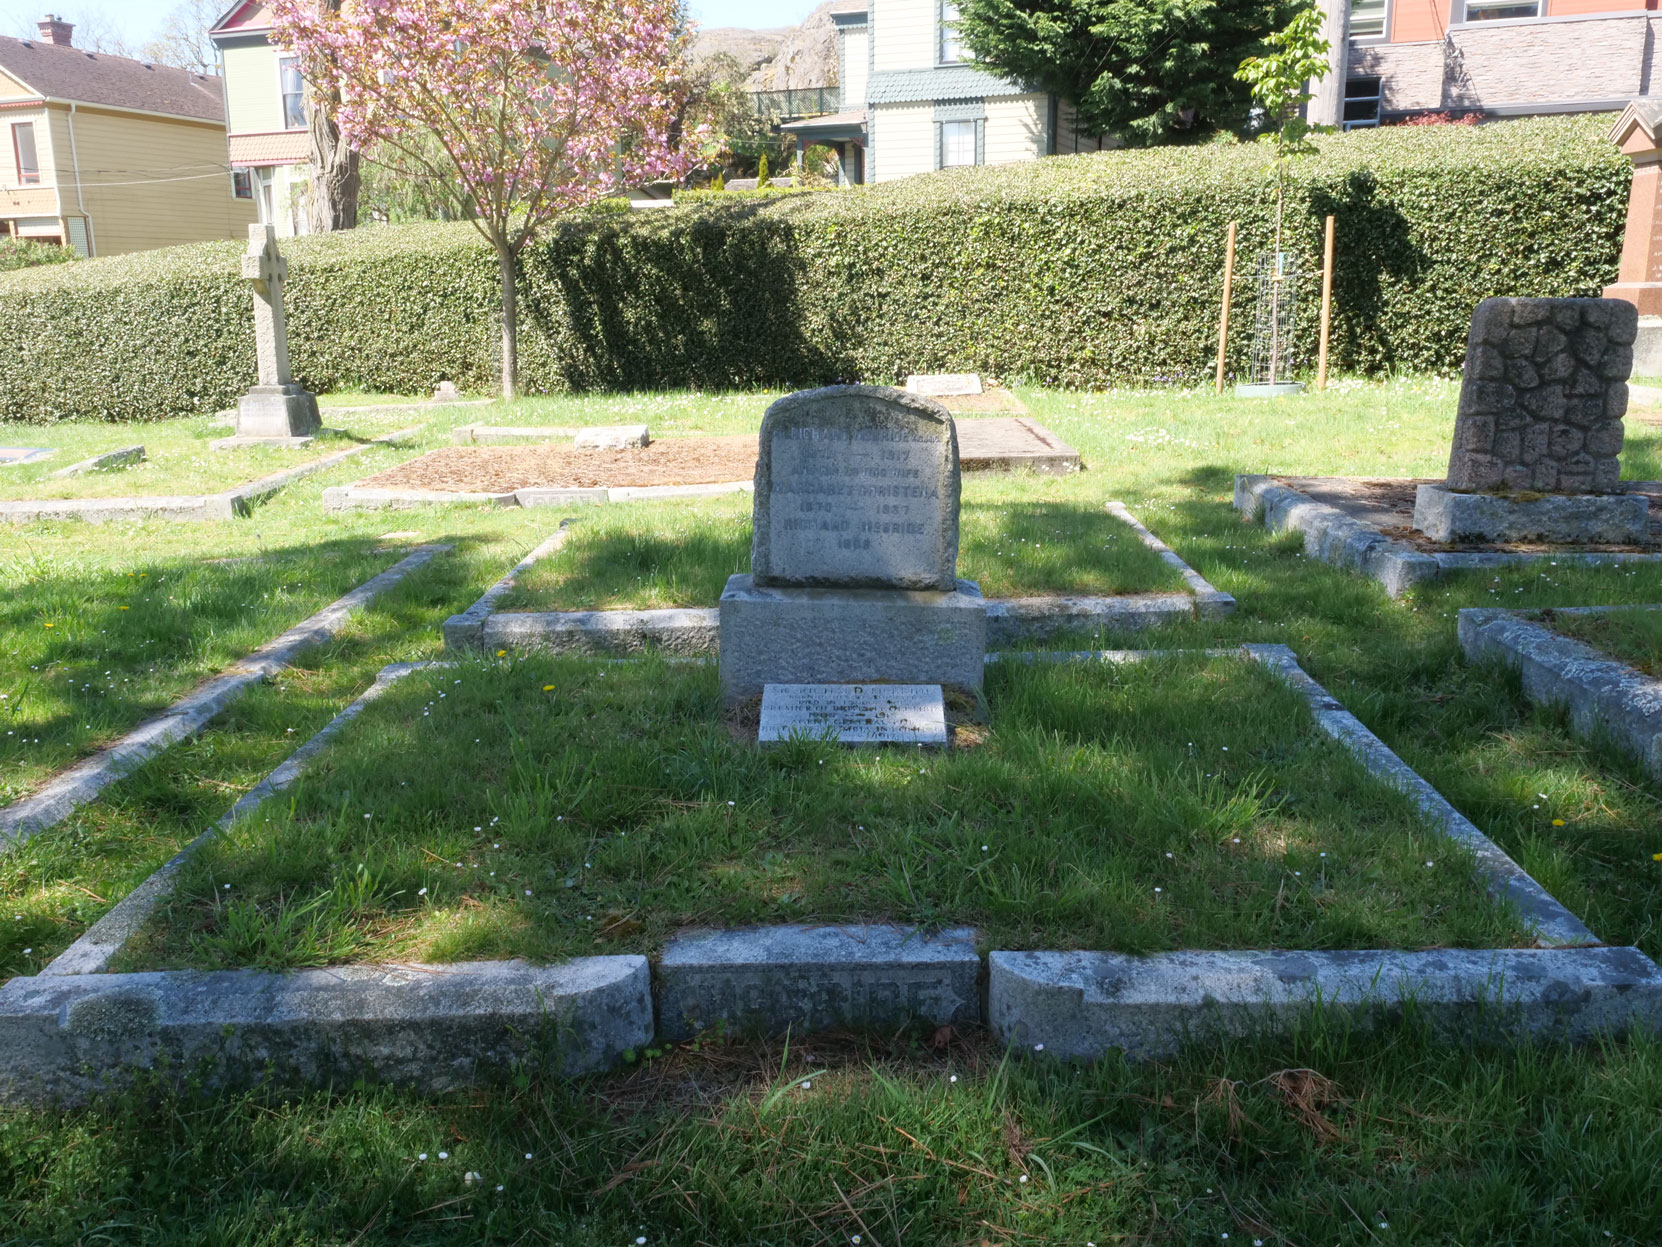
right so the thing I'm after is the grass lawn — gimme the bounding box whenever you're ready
[501,493,1185,610]
[1541,606,1662,677]
[118,651,1521,971]
[6,377,1662,1239]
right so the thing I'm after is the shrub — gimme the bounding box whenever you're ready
[0,237,76,272]
[0,114,1628,421]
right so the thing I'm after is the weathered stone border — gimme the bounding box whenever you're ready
[450,502,1234,656]
[440,525,572,651]
[1,427,422,525]
[1235,474,1662,598]
[43,663,441,977]
[49,445,145,479]
[1242,642,1596,946]
[4,644,1647,1099]
[989,946,1662,1061]
[0,544,451,853]
[323,480,752,512]
[0,956,652,1106]
[1459,606,1662,781]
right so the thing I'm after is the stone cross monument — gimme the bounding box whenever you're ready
[230,224,321,444]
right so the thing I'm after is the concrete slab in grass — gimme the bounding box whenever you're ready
[989,946,1662,1062]
[324,486,522,511]
[483,606,719,657]
[1460,606,1662,781]
[657,925,981,1041]
[0,956,652,1106]
[49,445,145,478]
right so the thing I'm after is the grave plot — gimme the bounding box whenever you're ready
[1461,604,1662,782]
[1237,297,1662,597]
[0,408,423,522]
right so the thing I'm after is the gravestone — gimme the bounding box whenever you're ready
[1414,297,1648,544]
[222,224,321,446]
[906,373,983,397]
[719,385,986,704]
[1605,100,1662,374]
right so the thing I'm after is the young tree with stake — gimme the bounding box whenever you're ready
[268,0,709,397]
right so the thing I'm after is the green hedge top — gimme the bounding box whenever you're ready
[0,115,1629,421]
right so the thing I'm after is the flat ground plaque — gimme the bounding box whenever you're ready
[907,373,983,397]
[758,683,947,745]
[0,448,55,466]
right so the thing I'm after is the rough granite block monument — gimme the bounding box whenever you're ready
[220,224,322,448]
[1413,297,1648,544]
[719,385,986,705]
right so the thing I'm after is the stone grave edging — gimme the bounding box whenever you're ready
[446,502,1235,657]
[322,480,753,513]
[1459,606,1662,782]
[0,544,452,854]
[0,427,423,525]
[3,647,1649,1104]
[1235,474,1662,598]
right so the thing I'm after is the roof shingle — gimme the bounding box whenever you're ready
[0,36,226,123]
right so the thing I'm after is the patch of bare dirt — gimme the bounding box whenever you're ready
[359,437,760,492]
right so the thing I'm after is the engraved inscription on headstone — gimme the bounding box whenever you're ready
[758,683,948,745]
[751,385,960,591]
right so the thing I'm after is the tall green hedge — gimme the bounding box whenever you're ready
[0,115,1628,422]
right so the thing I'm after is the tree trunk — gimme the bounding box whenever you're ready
[305,1,359,233]
[498,245,519,400]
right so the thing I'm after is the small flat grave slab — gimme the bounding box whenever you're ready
[758,682,947,745]
[906,373,983,397]
[957,417,1080,474]
[49,445,145,478]
[0,448,55,466]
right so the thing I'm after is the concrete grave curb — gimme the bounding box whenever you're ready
[44,663,443,977]
[441,524,572,652]
[657,926,982,1041]
[988,947,1662,1062]
[1459,606,1662,781]
[1242,642,1596,946]
[8,648,1654,1101]
[49,445,145,478]
[1,427,422,525]
[0,956,652,1106]
[1235,474,1662,597]
[0,544,451,853]
[456,502,1233,657]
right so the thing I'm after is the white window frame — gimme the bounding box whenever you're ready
[11,121,40,185]
[939,118,978,168]
[277,54,306,130]
[1455,0,1543,22]
[1349,0,1390,43]
[231,168,254,200]
[938,1,965,66]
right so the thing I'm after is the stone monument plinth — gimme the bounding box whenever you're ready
[1412,296,1647,544]
[718,385,986,705]
[1605,100,1662,375]
[217,223,321,449]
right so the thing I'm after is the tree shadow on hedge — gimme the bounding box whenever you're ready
[526,203,841,393]
[1309,173,1427,376]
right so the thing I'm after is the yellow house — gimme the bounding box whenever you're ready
[210,1,312,237]
[0,14,256,256]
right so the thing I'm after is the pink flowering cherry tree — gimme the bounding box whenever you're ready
[269,0,708,397]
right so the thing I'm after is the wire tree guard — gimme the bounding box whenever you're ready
[1243,250,1303,394]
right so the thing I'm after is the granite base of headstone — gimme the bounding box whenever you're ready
[1412,296,1649,544]
[718,384,987,707]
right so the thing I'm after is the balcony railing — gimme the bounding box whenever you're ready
[750,87,841,120]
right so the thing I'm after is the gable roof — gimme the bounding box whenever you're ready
[0,36,225,122]
[211,2,274,36]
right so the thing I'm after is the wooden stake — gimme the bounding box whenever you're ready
[1215,221,1237,395]
[1317,214,1336,391]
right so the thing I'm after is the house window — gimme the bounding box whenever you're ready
[940,119,977,167]
[1462,0,1540,18]
[938,1,964,65]
[12,122,39,185]
[1342,76,1382,130]
[1350,0,1387,39]
[232,168,254,199]
[279,56,306,129]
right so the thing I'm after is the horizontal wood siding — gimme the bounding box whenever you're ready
[984,94,1043,165]
[871,101,933,179]
[873,0,935,71]
[221,40,284,135]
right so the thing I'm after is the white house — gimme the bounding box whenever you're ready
[782,0,1103,185]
